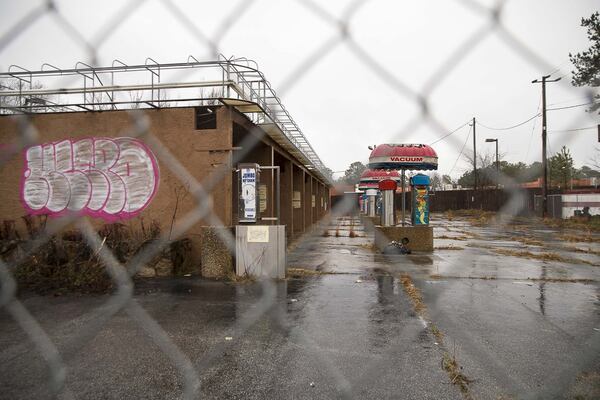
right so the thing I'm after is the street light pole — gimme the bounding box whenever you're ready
[532,75,561,217]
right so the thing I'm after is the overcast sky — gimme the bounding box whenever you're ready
[1,0,599,180]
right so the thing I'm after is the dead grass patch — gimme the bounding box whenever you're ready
[466,243,494,249]
[399,273,474,397]
[492,248,596,266]
[399,274,427,315]
[286,268,351,278]
[429,275,594,283]
[508,236,545,247]
[287,268,328,277]
[442,352,473,396]
[526,277,594,283]
[434,245,465,251]
[562,246,600,256]
[429,274,498,281]
[430,323,444,342]
[227,271,255,284]
[545,216,600,232]
[358,243,377,252]
[435,234,470,241]
[556,233,595,243]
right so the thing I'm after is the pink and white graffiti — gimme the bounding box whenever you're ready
[21,137,159,220]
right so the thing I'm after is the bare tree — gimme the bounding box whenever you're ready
[198,87,223,106]
[0,78,51,114]
[589,146,600,170]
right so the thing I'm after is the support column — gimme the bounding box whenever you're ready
[292,163,303,238]
[303,170,309,232]
[311,176,316,224]
[275,150,292,239]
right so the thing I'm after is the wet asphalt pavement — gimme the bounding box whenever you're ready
[1,214,599,399]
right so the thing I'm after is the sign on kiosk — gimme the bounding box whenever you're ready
[239,163,260,223]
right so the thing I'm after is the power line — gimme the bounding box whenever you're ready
[448,124,471,177]
[548,125,597,133]
[476,100,598,132]
[477,113,540,131]
[525,94,542,161]
[546,100,599,111]
[429,120,470,145]
[547,96,591,107]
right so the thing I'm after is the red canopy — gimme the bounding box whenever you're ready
[359,169,401,183]
[368,144,438,170]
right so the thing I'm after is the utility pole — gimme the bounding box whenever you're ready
[532,75,561,217]
[472,117,477,190]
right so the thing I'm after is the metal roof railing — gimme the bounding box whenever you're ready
[0,56,331,183]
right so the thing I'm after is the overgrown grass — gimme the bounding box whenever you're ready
[2,216,194,294]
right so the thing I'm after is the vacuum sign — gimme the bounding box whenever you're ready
[368,155,438,168]
[389,157,423,162]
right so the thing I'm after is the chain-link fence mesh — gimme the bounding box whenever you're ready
[1,0,599,399]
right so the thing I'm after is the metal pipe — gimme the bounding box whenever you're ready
[0,58,332,185]
[366,189,377,218]
[380,190,395,227]
[401,169,406,227]
[0,80,237,96]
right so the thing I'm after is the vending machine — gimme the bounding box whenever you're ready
[410,174,431,226]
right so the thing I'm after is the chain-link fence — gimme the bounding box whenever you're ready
[1,1,599,399]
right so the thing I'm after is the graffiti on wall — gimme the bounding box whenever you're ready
[21,137,159,221]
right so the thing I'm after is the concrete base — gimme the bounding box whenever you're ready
[374,225,433,252]
[235,225,286,279]
[200,227,234,279]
